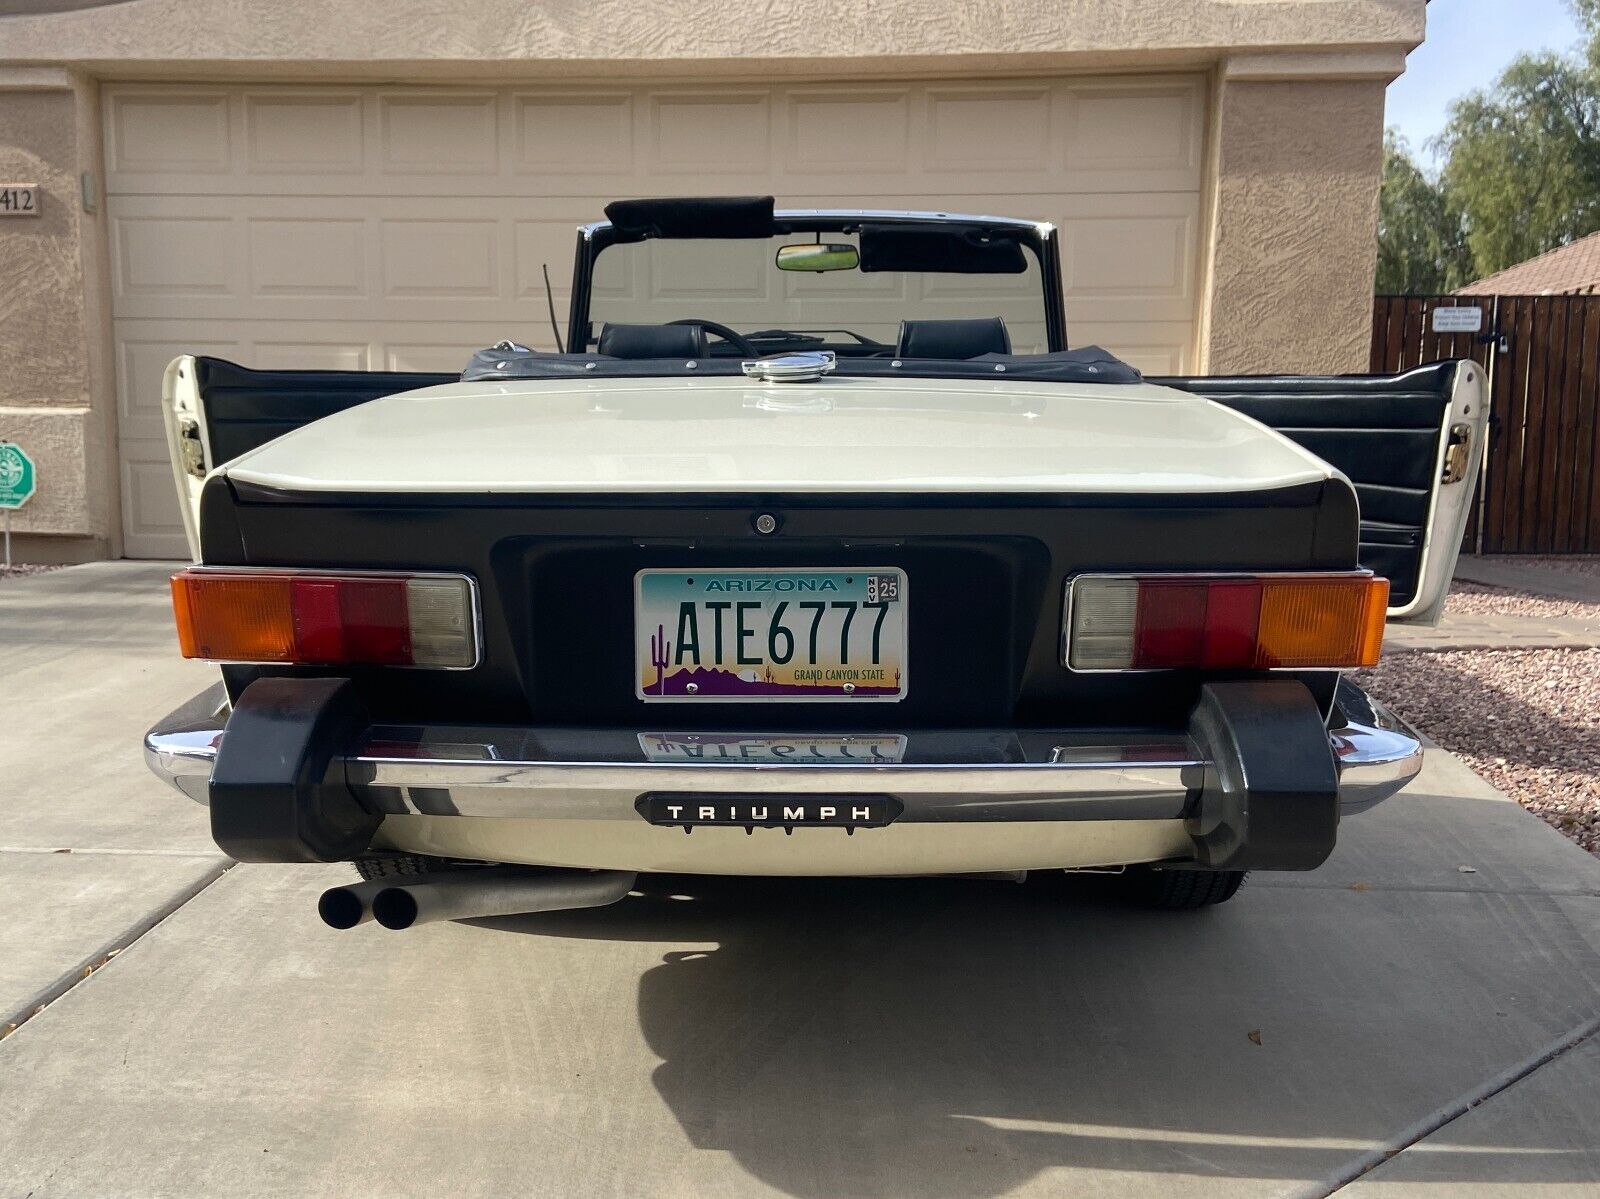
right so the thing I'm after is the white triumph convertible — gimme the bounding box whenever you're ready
[144,196,1486,932]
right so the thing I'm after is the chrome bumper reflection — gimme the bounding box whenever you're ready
[1330,694,1425,813]
[144,682,1421,820]
[142,683,231,805]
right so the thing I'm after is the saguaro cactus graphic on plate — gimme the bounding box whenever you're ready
[650,623,671,694]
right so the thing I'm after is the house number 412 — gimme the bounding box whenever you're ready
[0,185,39,217]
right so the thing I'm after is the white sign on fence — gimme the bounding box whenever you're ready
[1432,306,1484,334]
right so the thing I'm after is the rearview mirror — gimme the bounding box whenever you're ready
[776,243,860,272]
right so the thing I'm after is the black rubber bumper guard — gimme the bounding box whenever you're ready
[207,678,378,863]
[197,676,1341,871]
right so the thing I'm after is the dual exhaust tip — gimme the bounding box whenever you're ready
[318,867,636,930]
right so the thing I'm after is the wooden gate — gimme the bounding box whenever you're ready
[1371,294,1600,554]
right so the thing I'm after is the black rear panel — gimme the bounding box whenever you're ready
[1155,363,1460,608]
[203,480,1355,732]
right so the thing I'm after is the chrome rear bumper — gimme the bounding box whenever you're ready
[145,681,1420,825]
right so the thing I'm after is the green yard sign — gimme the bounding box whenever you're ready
[0,441,36,568]
[0,442,36,509]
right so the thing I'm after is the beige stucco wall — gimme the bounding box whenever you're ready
[1198,74,1388,374]
[0,0,1424,556]
[0,74,117,558]
[1,0,1423,77]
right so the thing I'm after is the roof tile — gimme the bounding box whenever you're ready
[1459,230,1600,295]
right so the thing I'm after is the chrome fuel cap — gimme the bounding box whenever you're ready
[740,350,837,383]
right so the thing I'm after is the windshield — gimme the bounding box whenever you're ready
[587,231,1049,356]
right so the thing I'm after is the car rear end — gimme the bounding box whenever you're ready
[146,456,1419,880]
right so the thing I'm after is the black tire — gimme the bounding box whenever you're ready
[353,853,483,882]
[1117,867,1247,910]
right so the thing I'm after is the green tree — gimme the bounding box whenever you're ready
[1437,40,1600,278]
[1378,2,1600,291]
[1574,0,1600,50]
[1377,131,1472,293]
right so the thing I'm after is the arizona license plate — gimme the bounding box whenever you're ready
[634,568,908,702]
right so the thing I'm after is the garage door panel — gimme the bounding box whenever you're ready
[647,92,773,175]
[106,90,233,177]
[1061,214,1198,322]
[783,260,905,302]
[382,342,504,372]
[249,342,374,371]
[514,93,635,174]
[109,196,601,323]
[107,77,1206,556]
[121,449,192,559]
[248,218,367,298]
[646,239,771,302]
[918,264,1038,301]
[1063,82,1205,190]
[112,214,239,300]
[115,294,560,327]
[244,92,365,174]
[116,320,532,373]
[377,92,500,175]
[379,220,502,299]
[787,89,912,175]
[105,79,1204,198]
[925,86,1054,175]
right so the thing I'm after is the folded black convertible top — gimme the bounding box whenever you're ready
[460,345,1142,385]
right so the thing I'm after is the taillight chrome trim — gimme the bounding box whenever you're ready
[172,566,484,671]
[1061,570,1383,674]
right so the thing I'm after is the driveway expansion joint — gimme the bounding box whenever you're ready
[0,846,226,858]
[0,860,233,1042]
[1298,1014,1600,1198]
[1250,879,1600,898]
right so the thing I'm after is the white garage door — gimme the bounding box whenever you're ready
[106,79,1206,557]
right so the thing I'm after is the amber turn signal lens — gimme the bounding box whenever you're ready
[1255,576,1388,669]
[171,572,296,662]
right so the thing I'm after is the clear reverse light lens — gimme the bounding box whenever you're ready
[1067,577,1139,669]
[405,576,475,668]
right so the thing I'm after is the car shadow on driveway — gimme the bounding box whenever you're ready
[477,870,1600,1197]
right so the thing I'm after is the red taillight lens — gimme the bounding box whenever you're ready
[1067,573,1388,671]
[171,569,476,668]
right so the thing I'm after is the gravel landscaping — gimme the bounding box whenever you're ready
[1360,576,1600,859]
[1484,554,1600,579]
[1444,579,1600,622]
[0,564,62,582]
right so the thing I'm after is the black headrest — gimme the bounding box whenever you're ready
[597,323,708,360]
[896,318,1011,360]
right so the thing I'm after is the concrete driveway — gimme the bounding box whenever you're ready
[2,563,1598,1198]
